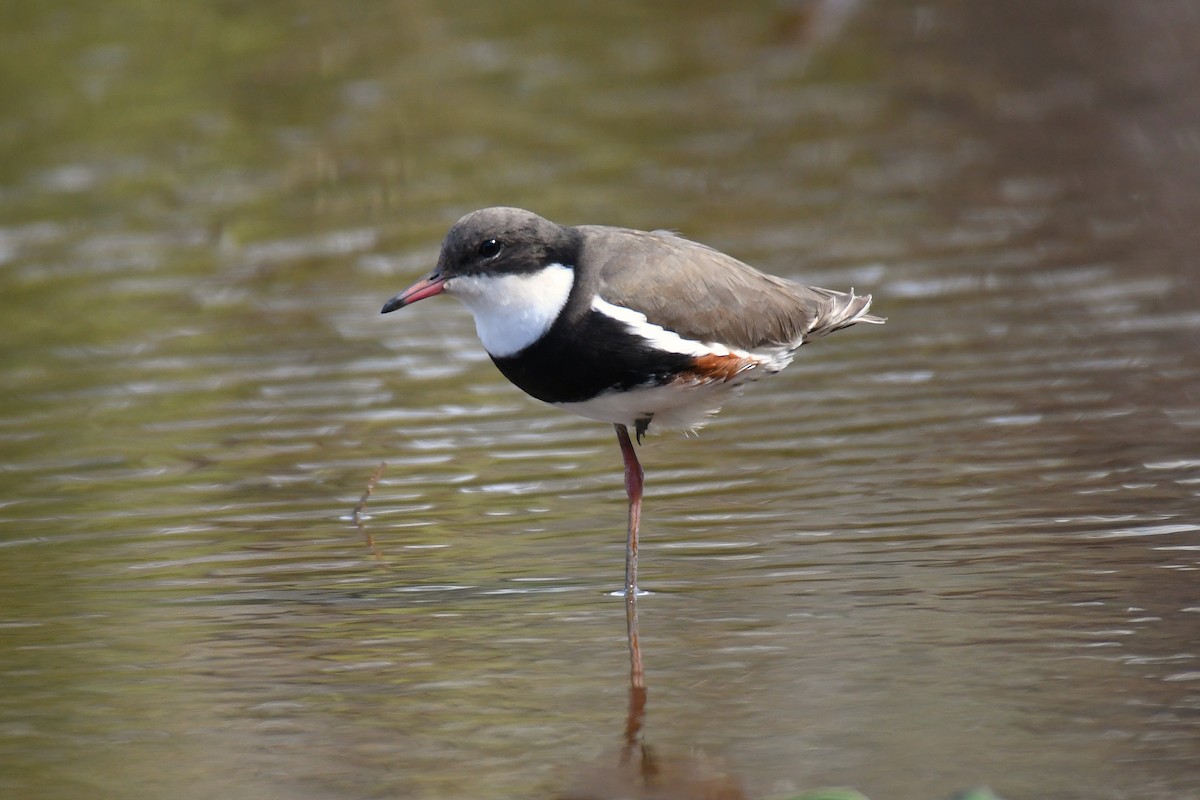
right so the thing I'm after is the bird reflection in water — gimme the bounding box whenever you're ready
[555,592,748,800]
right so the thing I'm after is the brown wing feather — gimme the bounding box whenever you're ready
[576,225,879,352]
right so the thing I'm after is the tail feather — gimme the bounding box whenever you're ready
[805,289,885,340]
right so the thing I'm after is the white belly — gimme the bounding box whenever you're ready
[554,376,756,432]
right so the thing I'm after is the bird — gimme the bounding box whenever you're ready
[381,207,883,597]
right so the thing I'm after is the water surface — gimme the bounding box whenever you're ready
[2,2,1199,798]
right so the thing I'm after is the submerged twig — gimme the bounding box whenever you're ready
[353,461,389,567]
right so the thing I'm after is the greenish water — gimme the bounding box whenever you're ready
[3,2,1199,799]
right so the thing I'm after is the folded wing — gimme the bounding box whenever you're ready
[577,225,882,353]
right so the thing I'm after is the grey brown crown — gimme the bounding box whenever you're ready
[436,207,582,279]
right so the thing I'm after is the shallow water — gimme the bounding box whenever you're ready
[2,2,1199,799]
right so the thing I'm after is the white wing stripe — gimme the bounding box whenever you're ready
[590,295,749,359]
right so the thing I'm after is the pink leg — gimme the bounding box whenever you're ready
[614,424,644,598]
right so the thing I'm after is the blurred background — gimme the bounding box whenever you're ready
[2,1,1199,798]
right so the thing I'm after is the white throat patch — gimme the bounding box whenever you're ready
[445,264,575,357]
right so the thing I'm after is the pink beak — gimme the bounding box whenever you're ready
[381,271,446,313]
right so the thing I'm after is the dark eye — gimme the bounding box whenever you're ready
[477,238,503,258]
